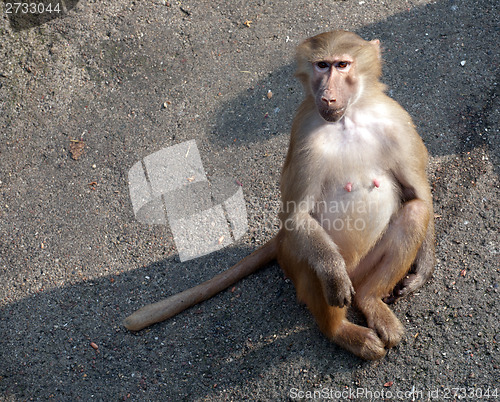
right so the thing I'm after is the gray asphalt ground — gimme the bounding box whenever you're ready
[1,0,498,400]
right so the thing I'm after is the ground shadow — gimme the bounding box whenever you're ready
[2,245,369,399]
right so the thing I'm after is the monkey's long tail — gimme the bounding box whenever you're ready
[123,236,278,331]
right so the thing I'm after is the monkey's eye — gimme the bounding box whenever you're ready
[336,61,351,70]
[315,61,330,70]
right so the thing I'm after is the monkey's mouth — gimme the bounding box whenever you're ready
[319,107,346,122]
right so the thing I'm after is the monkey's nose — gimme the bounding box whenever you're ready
[321,96,337,106]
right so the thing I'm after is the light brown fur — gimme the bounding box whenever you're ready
[124,31,435,360]
[277,31,434,359]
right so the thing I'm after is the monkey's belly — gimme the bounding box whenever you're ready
[313,174,399,264]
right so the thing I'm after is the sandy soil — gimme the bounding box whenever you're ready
[0,0,498,400]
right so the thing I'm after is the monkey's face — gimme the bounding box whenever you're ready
[311,59,357,122]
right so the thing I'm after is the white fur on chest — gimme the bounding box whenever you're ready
[309,112,400,255]
[310,114,385,176]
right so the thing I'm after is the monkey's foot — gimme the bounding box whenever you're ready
[333,320,387,360]
[362,300,404,348]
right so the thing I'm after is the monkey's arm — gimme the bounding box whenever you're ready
[280,178,355,308]
[284,210,355,307]
[280,123,355,307]
[386,130,435,302]
[392,216,435,300]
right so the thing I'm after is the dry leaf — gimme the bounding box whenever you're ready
[69,140,85,160]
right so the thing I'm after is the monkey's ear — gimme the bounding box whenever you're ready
[370,39,381,59]
[295,40,315,91]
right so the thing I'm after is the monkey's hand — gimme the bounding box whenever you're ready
[384,268,432,304]
[316,262,355,308]
[384,225,435,304]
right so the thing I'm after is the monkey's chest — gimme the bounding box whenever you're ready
[313,171,399,262]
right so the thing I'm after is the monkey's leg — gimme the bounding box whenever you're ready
[278,236,386,360]
[385,217,435,303]
[352,199,430,348]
